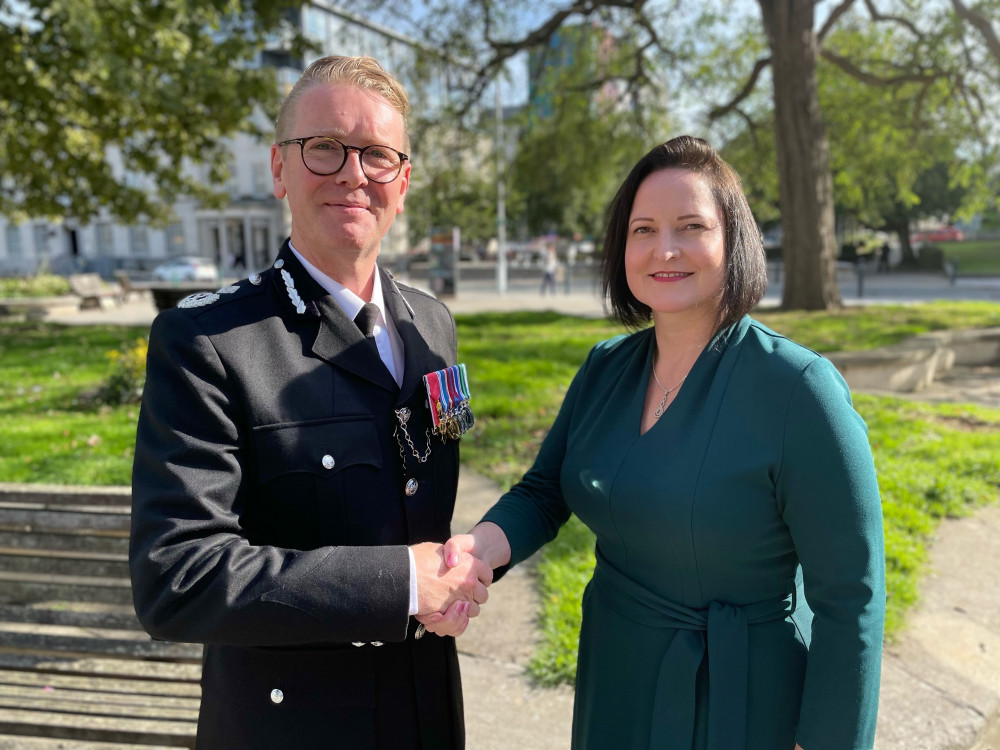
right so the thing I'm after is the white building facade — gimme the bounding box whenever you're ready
[0,3,459,278]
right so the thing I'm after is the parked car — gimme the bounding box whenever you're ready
[150,256,219,282]
[911,226,965,244]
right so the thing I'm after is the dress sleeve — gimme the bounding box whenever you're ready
[480,346,598,570]
[777,357,885,750]
[129,310,411,648]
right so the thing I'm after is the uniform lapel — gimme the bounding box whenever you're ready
[312,297,399,393]
[268,245,398,393]
[381,269,447,405]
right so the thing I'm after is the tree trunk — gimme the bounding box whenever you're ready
[886,218,917,266]
[758,0,841,310]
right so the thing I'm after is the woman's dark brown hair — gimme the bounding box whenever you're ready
[601,135,767,330]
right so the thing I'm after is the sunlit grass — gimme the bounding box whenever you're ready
[2,302,999,688]
[937,240,1000,276]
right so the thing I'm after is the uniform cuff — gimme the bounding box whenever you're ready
[407,547,419,616]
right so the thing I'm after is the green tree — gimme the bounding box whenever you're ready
[0,0,308,225]
[405,132,500,247]
[363,0,1000,310]
[723,19,994,267]
[510,23,666,239]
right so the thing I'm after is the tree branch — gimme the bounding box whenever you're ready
[951,0,1000,62]
[708,56,771,121]
[819,48,944,85]
[455,0,655,118]
[861,0,922,37]
[818,0,858,45]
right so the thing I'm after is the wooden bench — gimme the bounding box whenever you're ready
[67,274,123,310]
[0,485,199,748]
[114,271,147,302]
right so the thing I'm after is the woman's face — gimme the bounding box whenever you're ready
[624,168,727,322]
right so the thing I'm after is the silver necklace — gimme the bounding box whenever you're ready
[651,366,687,419]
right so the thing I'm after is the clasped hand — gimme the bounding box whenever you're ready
[412,534,484,637]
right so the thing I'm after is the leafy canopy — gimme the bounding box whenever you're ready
[0,0,308,225]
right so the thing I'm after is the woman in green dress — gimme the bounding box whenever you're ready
[420,136,885,750]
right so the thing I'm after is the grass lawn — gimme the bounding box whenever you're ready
[936,239,1000,276]
[2,301,999,687]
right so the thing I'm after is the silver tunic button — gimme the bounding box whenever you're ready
[270,688,284,704]
[352,641,365,647]
[322,454,335,470]
[273,259,284,269]
[405,478,419,496]
[249,273,262,286]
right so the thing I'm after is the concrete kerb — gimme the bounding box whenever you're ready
[826,327,1000,394]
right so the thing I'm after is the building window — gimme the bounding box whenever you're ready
[130,225,149,256]
[5,224,22,257]
[305,7,324,40]
[252,163,269,197]
[96,223,114,256]
[32,223,51,255]
[164,223,185,256]
[227,165,240,196]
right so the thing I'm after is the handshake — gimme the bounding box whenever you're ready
[411,522,511,638]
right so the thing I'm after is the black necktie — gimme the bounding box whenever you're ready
[354,302,380,338]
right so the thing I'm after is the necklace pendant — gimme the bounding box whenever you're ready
[654,391,669,419]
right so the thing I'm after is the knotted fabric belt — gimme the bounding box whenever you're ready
[591,556,796,750]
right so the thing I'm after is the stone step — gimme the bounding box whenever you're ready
[0,685,199,720]
[0,707,195,747]
[0,571,133,607]
[0,528,129,555]
[0,657,200,685]
[0,547,130,578]
[0,622,201,662]
[0,734,181,750]
[0,602,142,631]
[0,667,199,700]
[0,504,131,534]
[0,484,132,507]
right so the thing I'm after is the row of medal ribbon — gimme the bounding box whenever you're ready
[423,364,474,441]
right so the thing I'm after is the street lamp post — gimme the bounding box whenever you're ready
[495,79,507,295]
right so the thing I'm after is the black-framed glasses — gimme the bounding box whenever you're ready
[277,135,409,183]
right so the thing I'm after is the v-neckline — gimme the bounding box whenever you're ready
[634,322,733,438]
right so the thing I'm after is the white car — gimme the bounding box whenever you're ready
[150,256,219,283]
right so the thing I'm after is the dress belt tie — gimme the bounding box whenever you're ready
[591,557,795,750]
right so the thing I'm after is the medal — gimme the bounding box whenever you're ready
[422,364,475,443]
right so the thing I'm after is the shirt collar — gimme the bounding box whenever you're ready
[289,242,387,325]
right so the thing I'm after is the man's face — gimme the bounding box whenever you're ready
[271,83,410,268]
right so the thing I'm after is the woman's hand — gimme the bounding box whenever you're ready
[415,599,472,637]
[442,522,512,571]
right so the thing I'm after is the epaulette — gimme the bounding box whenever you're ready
[176,272,267,310]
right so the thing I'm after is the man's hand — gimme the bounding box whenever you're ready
[411,542,492,617]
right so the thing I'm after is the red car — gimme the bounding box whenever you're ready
[911,226,965,244]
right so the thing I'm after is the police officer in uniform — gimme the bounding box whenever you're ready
[129,56,490,749]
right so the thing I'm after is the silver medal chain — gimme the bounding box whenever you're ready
[394,407,432,464]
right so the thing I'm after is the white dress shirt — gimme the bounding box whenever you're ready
[289,244,420,617]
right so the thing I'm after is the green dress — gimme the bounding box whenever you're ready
[481,316,885,750]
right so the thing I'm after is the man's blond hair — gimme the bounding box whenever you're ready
[274,55,410,148]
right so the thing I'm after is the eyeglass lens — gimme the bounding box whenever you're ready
[302,138,401,182]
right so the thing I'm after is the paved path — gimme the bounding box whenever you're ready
[38,267,1000,327]
[40,270,1000,749]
